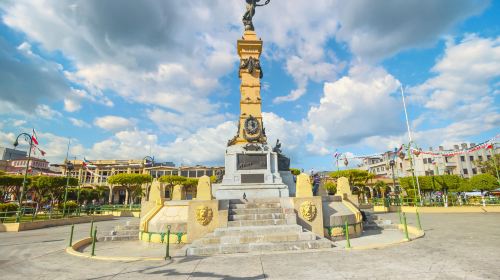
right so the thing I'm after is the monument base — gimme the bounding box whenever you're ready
[214,143,290,200]
[213,183,289,200]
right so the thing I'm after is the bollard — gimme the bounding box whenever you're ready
[402,212,410,240]
[69,224,75,247]
[89,219,94,238]
[344,220,351,249]
[91,227,97,257]
[398,208,403,225]
[165,225,171,260]
[416,208,422,230]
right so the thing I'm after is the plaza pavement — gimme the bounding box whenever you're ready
[0,212,499,279]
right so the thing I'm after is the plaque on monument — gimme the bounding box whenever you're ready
[241,173,265,183]
[237,154,267,170]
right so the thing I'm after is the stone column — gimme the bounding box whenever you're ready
[232,30,265,145]
[108,185,113,204]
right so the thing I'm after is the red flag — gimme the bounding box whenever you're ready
[31,129,39,145]
[37,147,46,156]
[486,143,493,149]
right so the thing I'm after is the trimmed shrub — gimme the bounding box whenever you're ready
[0,203,19,213]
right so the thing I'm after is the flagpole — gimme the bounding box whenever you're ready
[62,139,71,217]
[400,85,422,205]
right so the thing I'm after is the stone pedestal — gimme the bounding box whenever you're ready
[214,143,289,199]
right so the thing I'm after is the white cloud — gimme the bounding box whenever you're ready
[262,112,307,160]
[35,105,62,120]
[163,122,235,165]
[306,64,404,154]
[410,34,500,118]
[274,56,340,103]
[64,99,81,112]
[69,117,91,128]
[94,116,135,132]
[335,0,489,61]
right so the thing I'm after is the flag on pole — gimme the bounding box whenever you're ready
[31,129,39,145]
[333,150,342,159]
[83,158,96,168]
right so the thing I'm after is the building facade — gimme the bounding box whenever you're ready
[359,143,500,180]
[0,147,27,160]
[1,157,55,175]
[61,159,224,203]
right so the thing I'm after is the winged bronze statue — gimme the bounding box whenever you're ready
[242,0,271,31]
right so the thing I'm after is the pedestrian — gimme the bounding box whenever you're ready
[312,173,320,196]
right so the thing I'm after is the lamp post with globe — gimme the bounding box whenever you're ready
[12,132,35,222]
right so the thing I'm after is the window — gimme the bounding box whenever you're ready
[445,157,449,163]
[206,170,213,176]
[463,169,468,175]
[189,170,196,178]
[478,155,483,161]
[181,170,188,177]
[472,168,477,175]
[460,156,465,162]
[400,163,403,169]
[487,155,491,160]
[469,156,474,161]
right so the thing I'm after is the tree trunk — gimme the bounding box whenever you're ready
[125,188,129,205]
[108,186,113,204]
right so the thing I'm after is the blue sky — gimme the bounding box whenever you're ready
[0,0,499,171]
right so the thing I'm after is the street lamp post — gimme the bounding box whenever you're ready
[389,158,397,204]
[13,132,34,222]
[62,160,74,217]
[142,156,155,202]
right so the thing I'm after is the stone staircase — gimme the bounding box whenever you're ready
[185,199,332,255]
[99,220,140,241]
[363,212,398,231]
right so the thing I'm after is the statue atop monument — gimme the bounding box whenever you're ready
[242,0,271,31]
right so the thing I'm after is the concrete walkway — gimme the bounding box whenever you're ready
[1,213,499,279]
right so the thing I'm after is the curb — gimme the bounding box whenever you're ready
[66,237,166,262]
[344,225,425,251]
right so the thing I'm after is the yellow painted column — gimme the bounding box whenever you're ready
[296,173,313,197]
[171,185,185,201]
[195,175,213,200]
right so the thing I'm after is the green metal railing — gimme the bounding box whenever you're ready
[0,202,144,224]
[372,197,500,207]
[324,221,363,240]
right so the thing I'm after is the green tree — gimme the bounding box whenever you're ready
[474,154,500,178]
[290,168,301,176]
[107,173,152,205]
[29,176,78,207]
[159,175,187,200]
[431,174,462,206]
[329,169,374,187]
[373,181,388,198]
[322,181,336,195]
[0,175,32,202]
[462,174,498,193]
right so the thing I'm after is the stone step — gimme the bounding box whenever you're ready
[229,202,281,209]
[99,235,139,242]
[214,224,303,237]
[192,232,317,246]
[228,198,282,204]
[228,218,287,227]
[115,224,140,231]
[229,207,283,215]
[374,219,392,225]
[186,239,332,256]
[229,213,285,221]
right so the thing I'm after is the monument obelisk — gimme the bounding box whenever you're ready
[214,0,294,199]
